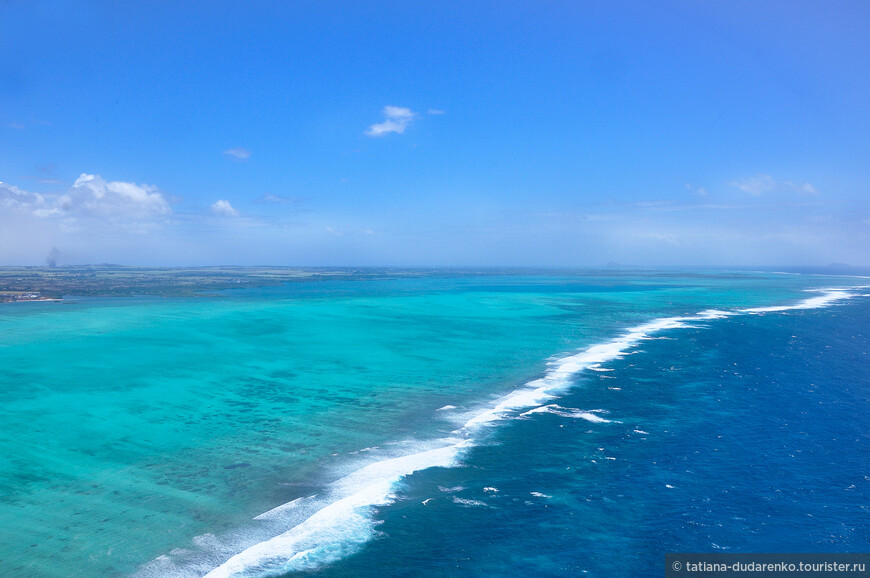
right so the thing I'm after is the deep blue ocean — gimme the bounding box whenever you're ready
[0,271,867,577]
[317,291,870,577]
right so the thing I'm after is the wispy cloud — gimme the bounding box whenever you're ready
[222,147,251,160]
[732,174,776,195]
[731,175,820,196]
[427,108,446,115]
[20,165,65,186]
[211,199,240,217]
[785,181,819,195]
[253,194,304,205]
[366,106,416,137]
[3,119,50,130]
[685,183,708,196]
[0,181,51,212]
[323,224,378,237]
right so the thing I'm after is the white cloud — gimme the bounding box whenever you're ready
[427,108,446,115]
[684,183,708,196]
[1,174,175,264]
[62,173,171,218]
[3,174,170,221]
[0,181,51,212]
[322,224,377,237]
[732,175,821,196]
[366,106,417,137]
[732,174,776,195]
[223,147,251,160]
[253,194,303,205]
[786,181,819,195]
[211,199,240,217]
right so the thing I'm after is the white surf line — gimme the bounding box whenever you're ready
[737,287,861,314]
[252,497,313,522]
[154,285,864,578]
[455,307,735,433]
[202,441,470,577]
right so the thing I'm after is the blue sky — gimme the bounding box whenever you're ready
[1,0,868,266]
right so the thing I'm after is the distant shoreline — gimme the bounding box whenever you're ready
[2,265,869,304]
[0,297,63,304]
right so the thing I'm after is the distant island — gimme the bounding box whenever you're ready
[0,266,391,302]
[0,265,517,302]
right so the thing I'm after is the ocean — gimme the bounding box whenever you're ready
[0,270,867,576]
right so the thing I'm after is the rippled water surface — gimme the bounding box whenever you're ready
[0,271,866,576]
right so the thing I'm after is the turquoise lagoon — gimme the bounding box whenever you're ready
[0,271,866,576]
